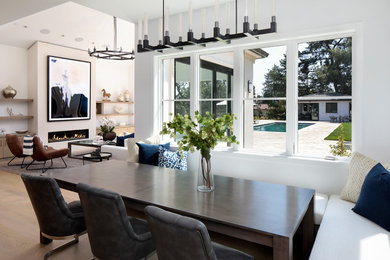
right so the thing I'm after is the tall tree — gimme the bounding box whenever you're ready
[262,55,287,98]
[298,37,352,96]
[262,37,352,98]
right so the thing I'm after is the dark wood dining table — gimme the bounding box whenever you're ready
[47,159,315,260]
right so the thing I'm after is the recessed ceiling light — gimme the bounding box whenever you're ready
[40,29,50,34]
[75,37,84,42]
[23,25,28,29]
[61,35,65,37]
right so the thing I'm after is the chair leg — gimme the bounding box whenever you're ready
[20,157,27,168]
[43,235,80,260]
[42,161,48,173]
[46,157,68,171]
[7,156,17,166]
[25,160,36,170]
[7,156,29,167]
[40,233,53,244]
[61,157,67,168]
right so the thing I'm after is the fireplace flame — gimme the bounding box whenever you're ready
[49,132,88,143]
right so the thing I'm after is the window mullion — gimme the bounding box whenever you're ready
[190,53,199,118]
[233,48,244,149]
[286,42,299,156]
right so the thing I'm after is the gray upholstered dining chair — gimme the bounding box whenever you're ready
[20,174,86,260]
[144,205,254,260]
[77,183,155,260]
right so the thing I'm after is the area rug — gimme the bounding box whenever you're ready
[0,156,92,176]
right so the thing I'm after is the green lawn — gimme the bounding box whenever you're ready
[324,123,351,141]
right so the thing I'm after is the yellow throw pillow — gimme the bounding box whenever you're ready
[340,152,390,203]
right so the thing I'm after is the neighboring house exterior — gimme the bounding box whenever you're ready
[298,93,352,121]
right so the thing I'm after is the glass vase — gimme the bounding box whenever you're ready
[198,155,214,192]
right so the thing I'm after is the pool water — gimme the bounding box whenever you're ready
[254,122,314,132]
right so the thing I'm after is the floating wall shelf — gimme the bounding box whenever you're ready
[0,116,33,120]
[0,98,33,103]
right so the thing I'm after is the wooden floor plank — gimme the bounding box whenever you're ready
[0,170,93,260]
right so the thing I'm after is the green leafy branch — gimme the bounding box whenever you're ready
[160,111,239,159]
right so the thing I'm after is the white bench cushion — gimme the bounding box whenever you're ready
[310,195,390,260]
[314,193,328,225]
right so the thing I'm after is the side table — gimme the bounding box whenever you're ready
[82,152,112,165]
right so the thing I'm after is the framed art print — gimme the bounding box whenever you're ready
[48,56,91,121]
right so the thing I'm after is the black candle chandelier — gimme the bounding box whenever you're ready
[89,16,135,60]
[137,0,277,53]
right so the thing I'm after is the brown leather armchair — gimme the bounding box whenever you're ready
[5,134,29,168]
[26,136,69,173]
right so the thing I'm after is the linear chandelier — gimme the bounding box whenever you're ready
[89,16,135,60]
[137,0,277,53]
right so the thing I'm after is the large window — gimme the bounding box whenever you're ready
[243,46,287,154]
[161,57,191,125]
[297,37,352,156]
[199,52,233,117]
[159,36,353,158]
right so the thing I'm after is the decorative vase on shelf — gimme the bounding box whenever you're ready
[2,85,17,99]
[198,153,214,192]
[117,93,125,102]
[124,90,130,102]
[102,132,116,141]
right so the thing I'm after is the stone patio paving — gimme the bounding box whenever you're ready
[249,120,351,157]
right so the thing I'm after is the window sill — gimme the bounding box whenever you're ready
[169,143,350,164]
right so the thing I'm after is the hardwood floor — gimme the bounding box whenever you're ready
[0,170,93,260]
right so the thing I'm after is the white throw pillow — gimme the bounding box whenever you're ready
[126,136,161,163]
[340,152,390,203]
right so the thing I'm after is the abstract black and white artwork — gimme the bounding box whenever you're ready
[48,56,91,121]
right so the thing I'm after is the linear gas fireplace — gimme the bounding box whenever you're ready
[48,129,89,143]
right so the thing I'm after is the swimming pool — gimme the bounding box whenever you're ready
[253,122,314,132]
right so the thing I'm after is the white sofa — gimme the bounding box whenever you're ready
[101,135,162,162]
[101,144,128,161]
[310,195,390,260]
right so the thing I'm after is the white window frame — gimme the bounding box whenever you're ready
[155,26,358,160]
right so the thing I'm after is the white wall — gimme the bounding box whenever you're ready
[95,59,135,127]
[28,41,97,148]
[0,40,134,147]
[0,44,29,133]
[134,0,390,194]
[318,101,350,121]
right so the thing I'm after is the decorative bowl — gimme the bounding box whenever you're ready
[15,130,28,134]
[114,106,123,113]
[2,85,17,99]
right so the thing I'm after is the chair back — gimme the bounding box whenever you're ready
[144,205,217,260]
[21,174,81,236]
[5,134,23,157]
[32,136,47,161]
[77,183,144,259]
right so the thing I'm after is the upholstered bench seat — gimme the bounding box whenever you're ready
[314,192,328,225]
[310,195,390,260]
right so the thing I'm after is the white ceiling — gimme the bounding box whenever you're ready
[0,0,233,25]
[0,0,232,50]
[0,2,134,50]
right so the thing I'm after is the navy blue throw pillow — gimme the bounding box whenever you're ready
[116,133,135,147]
[352,163,390,231]
[137,142,170,166]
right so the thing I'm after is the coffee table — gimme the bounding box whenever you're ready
[82,152,112,165]
[67,139,115,158]
[48,160,315,260]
